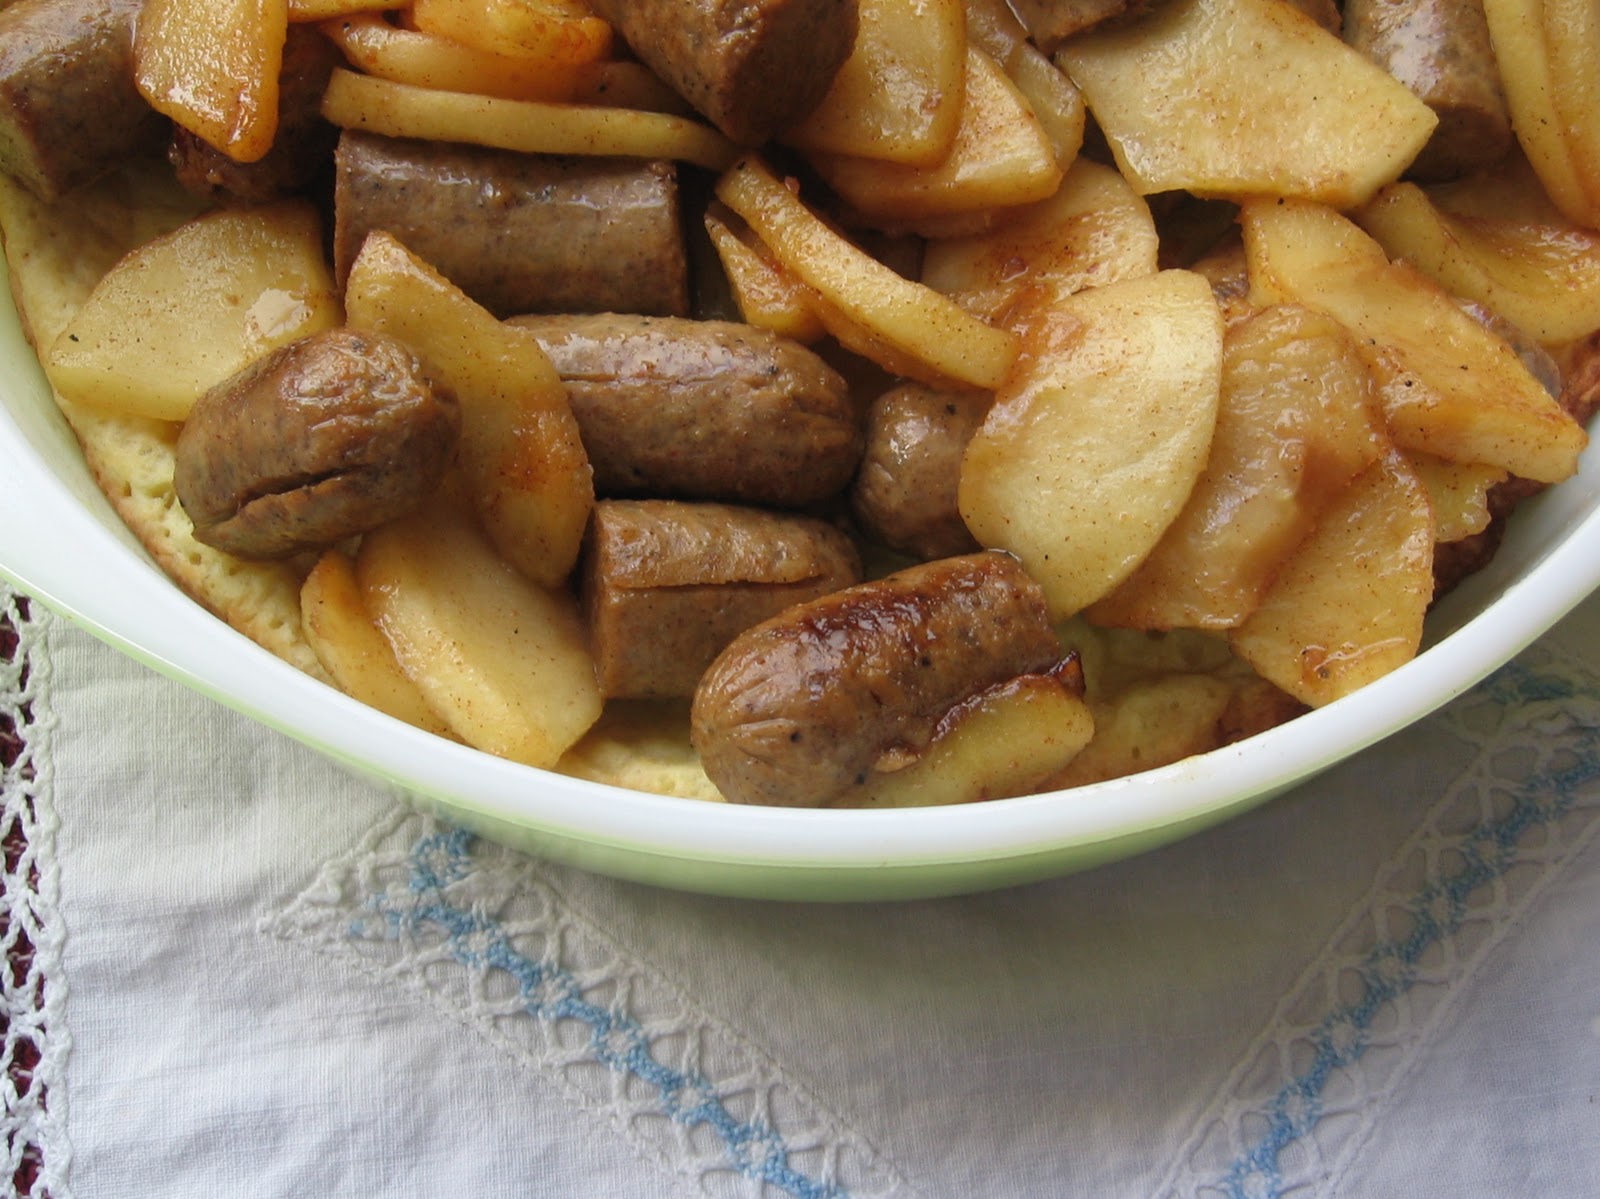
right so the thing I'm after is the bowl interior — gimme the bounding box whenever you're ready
[4,255,1599,901]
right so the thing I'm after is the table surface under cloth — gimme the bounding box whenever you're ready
[2,577,1599,1199]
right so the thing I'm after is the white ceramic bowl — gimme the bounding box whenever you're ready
[4,261,1599,901]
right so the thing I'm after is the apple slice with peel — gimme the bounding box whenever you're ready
[1230,452,1435,708]
[958,269,1224,620]
[356,490,603,768]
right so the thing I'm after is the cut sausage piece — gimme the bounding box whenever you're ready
[333,130,689,318]
[691,551,1063,807]
[0,0,165,199]
[583,499,862,699]
[586,0,859,145]
[850,382,987,561]
[1343,0,1512,180]
[510,313,862,507]
[169,24,341,205]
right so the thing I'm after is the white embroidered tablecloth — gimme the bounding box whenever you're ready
[3,576,1599,1199]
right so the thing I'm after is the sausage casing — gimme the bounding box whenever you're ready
[586,0,859,145]
[511,313,862,507]
[175,329,459,559]
[333,131,689,318]
[851,382,988,560]
[1343,0,1512,180]
[0,0,164,199]
[583,499,862,699]
[691,551,1063,806]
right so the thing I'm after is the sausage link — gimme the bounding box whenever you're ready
[333,130,689,318]
[1343,0,1512,181]
[586,0,858,145]
[175,328,459,559]
[583,499,862,699]
[510,313,862,507]
[0,0,165,199]
[850,382,987,560]
[691,551,1062,806]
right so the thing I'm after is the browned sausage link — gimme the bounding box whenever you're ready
[1343,0,1512,181]
[169,24,341,205]
[510,313,862,507]
[586,0,859,145]
[691,551,1063,807]
[175,328,460,559]
[332,130,689,318]
[0,0,165,199]
[583,499,862,699]
[850,382,988,561]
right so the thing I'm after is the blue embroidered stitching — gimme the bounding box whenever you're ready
[1213,657,1600,1199]
[372,825,851,1199]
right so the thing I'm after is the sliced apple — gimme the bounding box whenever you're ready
[407,0,611,65]
[318,12,594,102]
[1482,0,1595,227]
[1355,180,1600,344]
[1089,304,1388,631]
[837,666,1095,808]
[301,549,458,739]
[1230,452,1435,708]
[1408,453,1506,542]
[320,70,738,172]
[356,494,602,768]
[715,154,1020,390]
[921,156,1159,326]
[344,230,593,588]
[782,0,966,166]
[1242,197,1587,483]
[962,0,1085,166]
[135,0,287,162]
[45,201,340,422]
[1057,0,1437,206]
[958,269,1224,619]
[703,208,826,343]
[1543,0,1600,213]
[809,45,1063,229]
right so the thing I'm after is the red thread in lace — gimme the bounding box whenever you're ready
[2,599,44,1197]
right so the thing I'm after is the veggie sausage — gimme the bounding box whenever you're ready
[691,551,1063,806]
[1343,0,1512,180]
[510,313,862,507]
[583,499,862,699]
[333,130,690,318]
[0,0,164,199]
[585,0,859,145]
[175,329,460,559]
[850,382,987,561]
